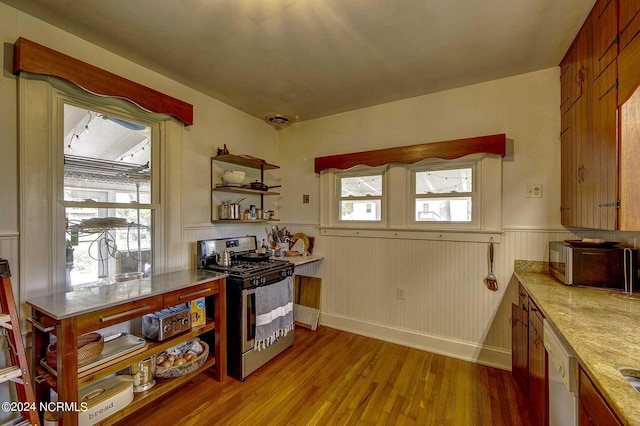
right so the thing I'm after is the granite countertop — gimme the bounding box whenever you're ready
[26,269,226,320]
[515,264,640,425]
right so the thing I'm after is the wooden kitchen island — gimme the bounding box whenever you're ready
[26,269,227,425]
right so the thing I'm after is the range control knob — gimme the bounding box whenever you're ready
[163,324,172,333]
[181,317,189,325]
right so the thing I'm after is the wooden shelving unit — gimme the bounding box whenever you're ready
[27,271,227,426]
[211,154,281,222]
[212,154,279,170]
[212,186,279,196]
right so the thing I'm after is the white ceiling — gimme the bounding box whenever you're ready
[3,0,595,124]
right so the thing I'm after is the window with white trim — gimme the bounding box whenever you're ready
[336,169,385,222]
[319,152,501,234]
[412,165,476,223]
[62,102,157,288]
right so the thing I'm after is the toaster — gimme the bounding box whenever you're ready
[142,304,191,341]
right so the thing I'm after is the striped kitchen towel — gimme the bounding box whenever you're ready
[254,276,294,351]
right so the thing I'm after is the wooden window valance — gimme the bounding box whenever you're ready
[314,133,506,173]
[13,37,194,126]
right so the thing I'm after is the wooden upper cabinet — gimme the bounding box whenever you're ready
[560,112,573,225]
[590,0,618,81]
[560,94,589,228]
[619,0,640,51]
[560,26,590,115]
[591,62,618,230]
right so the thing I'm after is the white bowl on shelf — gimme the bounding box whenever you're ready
[221,170,246,185]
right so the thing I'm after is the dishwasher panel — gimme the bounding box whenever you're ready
[543,319,578,426]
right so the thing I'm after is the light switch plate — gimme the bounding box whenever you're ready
[527,184,542,198]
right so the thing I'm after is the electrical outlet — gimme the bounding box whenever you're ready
[526,184,543,198]
[397,287,405,299]
[303,194,310,204]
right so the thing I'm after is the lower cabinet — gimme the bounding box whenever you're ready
[512,282,548,426]
[529,299,548,426]
[578,366,622,426]
[511,284,529,395]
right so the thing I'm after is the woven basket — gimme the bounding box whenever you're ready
[47,332,104,368]
[155,340,209,379]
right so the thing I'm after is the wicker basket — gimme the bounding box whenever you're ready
[47,332,104,368]
[155,340,209,379]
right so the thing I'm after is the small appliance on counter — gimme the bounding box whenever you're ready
[142,304,191,341]
[549,240,639,290]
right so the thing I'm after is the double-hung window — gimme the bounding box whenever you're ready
[336,169,385,222]
[62,102,157,288]
[412,164,476,224]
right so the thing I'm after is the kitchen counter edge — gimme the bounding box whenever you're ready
[514,269,640,426]
[26,269,227,320]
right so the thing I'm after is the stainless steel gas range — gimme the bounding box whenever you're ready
[197,236,294,381]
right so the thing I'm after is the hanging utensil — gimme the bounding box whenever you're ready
[484,238,498,291]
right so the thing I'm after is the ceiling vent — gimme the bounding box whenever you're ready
[264,114,293,130]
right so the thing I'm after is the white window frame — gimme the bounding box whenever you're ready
[18,73,185,301]
[335,167,386,224]
[409,160,479,229]
[57,97,160,288]
[319,153,501,240]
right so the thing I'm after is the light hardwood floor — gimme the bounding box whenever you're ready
[117,326,534,426]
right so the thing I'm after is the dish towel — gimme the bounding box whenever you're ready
[254,276,294,351]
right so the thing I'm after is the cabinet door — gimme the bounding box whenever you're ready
[512,302,529,395]
[561,95,589,228]
[591,61,618,230]
[560,111,574,225]
[560,27,590,115]
[578,367,622,425]
[560,48,577,115]
[529,302,548,426]
[619,0,640,51]
[590,0,618,81]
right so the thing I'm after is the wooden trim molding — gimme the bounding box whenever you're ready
[13,37,194,126]
[314,134,506,173]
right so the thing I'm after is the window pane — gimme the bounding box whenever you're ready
[340,175,382,197]
[63,104,151,203]
[415,197,472,222]
[340,200,381,221]
[415,168,472,194]
[66,208,152,288]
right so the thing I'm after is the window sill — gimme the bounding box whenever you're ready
[319,226,502,243]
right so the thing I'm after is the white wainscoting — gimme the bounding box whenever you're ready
[184,224,612,370]
[292,226,609,370]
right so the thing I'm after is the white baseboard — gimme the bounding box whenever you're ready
[319,312,511,371]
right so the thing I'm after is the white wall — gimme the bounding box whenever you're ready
[274,69,592,368]
[0,5,276,419]
[277,68,562,228]
[0,3,277,254]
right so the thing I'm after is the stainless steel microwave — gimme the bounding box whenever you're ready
[549,241,638,290]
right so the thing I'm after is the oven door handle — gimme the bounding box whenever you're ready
[240,287,256,352]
